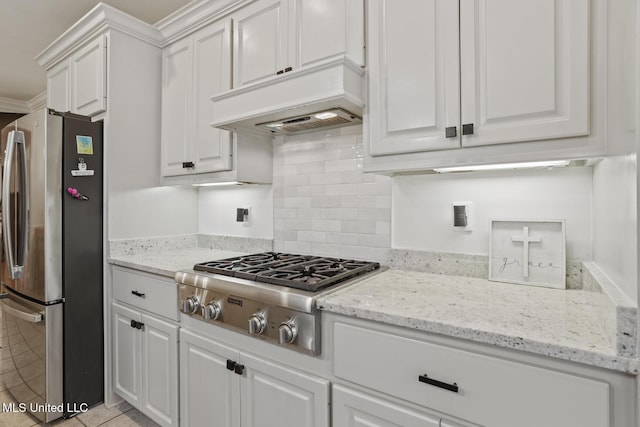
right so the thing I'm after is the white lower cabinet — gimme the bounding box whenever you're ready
[333,384,440,427]
[112,302,179,427]
[111,266,180,427]
[332,321,618,427]
[180,329,330,427]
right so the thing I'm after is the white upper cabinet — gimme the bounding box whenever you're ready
[232,0,364,88]
[71,35,107,117]
[365,0,592,171]
[233,0,290,87]
[368,0,460,156]
[45,35,107,117]
[47,61,71,113]
[161,19,233,177]
[459,0,589,147]
[295,0,364,68]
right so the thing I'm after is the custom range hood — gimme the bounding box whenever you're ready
[211,57,364,136]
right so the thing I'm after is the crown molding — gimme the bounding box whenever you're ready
[35,2,162,70]
[0,97,29,113]
[156,0,253,46]
[27,92,47,112]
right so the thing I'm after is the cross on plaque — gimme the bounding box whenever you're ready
[511,226,541,278]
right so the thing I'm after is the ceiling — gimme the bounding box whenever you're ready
[0,0,193,109]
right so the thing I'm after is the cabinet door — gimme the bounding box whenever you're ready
[192,20,233,174]
[332,384,440,427]
[233,0,290,87]
[47,61,70,112]
[141,314,178,427]
[240,353,329,427]
[459,0,589,147]
[180,329,240,427]
[367,0,460,157]
[161,38,193,177]
[112,302,141,406]
[294,0,363,68]
[71,35,107,116]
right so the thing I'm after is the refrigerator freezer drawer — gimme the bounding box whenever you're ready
[0,293,63,423]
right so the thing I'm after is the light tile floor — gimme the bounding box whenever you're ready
[0,309,159,427]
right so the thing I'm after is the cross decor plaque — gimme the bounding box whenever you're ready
[489,220,566,289]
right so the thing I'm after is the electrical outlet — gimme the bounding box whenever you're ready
[236,206,250,223]
[452,202,472,231]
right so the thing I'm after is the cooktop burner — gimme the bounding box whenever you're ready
[193,252,380,292]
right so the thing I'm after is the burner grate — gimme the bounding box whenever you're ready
[193,253,380,292]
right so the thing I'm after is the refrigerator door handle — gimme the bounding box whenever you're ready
[2,130,29,279]
[0,299,43,323]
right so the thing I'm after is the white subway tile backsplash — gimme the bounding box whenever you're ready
[342,220,376,234]
[274,127,392,264]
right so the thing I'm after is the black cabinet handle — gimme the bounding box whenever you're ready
[445,126,457,138]
[226,359,237,371]
[418,374,459,393]
[131,290,145,298]
[276,70,284,75]
[284,66,292,73]
[182,161,195,168]
[462,123,474,135]
[234,363,245,375]
[129,320,144,330]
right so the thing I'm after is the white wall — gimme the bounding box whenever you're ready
[198,185,273,238]
[592,156,637,302]
[392,167,593,261]
[106,30,198,239]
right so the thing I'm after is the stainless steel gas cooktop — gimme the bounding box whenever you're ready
[175,252,380,355]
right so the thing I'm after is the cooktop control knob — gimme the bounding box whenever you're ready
[202,300,222,320]
[182,296,201,314]
[248,312,266,335]
[278,320,298,344]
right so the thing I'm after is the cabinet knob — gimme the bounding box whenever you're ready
[234,364,245,375]
[182,161,195,168]
[462,123,474,135]
[226,359,237,371]
[445,126,457,138]
[129,320,144,330]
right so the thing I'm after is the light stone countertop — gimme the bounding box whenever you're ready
[317,269,639,374]
[108,248,246,278]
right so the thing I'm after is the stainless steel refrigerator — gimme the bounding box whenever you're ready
[0,109,103,423]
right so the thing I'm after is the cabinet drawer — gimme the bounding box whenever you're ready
[112,267,178,321]
[333,323,610,427]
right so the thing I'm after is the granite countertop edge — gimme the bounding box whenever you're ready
[317,299,638,374]
[316,270,640,375]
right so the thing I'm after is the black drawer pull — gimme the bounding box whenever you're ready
[418,374,459,393]
[462,123,474,135]
[226,359,237,371]
[284,66,292,73]
[276,70,284,75]
[234,363,245,375]
[182,161,195,168]
[131,290,145,298]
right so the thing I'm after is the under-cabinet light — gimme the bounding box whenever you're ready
[314,111,338,120]
[192,181,243,187]
[433,160,571,173]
